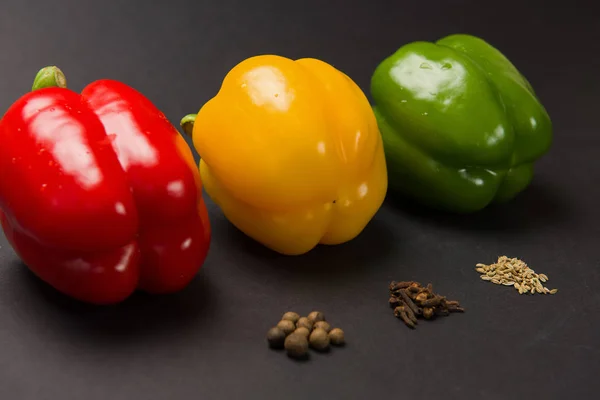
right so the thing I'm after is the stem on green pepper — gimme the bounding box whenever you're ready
[32,66,67,91]
[180,113,197,137]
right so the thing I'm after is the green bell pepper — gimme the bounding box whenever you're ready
[371,34,552,213]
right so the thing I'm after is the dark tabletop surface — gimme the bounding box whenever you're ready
[0,0,598,399]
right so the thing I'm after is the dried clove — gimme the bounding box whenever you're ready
[422,307,434,320]
[398,289,422,316]
[403,302,418,324]
[415,292,429,303]
[394,306,415,329]
[447,304,465,313]
[389,281,416,291]
[417,286,431,296]
[434,307,450,317]
[408,285,421,293]
[388,280,464,329]
[393,305,405,316]
[421,295,445,308]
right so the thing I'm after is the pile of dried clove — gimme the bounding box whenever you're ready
[388,281,464,329]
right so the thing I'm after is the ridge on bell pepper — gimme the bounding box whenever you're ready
[0,66,211,304]
[370,34,553,213]
[182,55,388,256]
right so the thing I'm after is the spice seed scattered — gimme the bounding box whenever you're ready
[475,256,558,295]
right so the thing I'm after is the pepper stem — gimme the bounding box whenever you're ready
[180,113,197,137]
[32,66,67,91]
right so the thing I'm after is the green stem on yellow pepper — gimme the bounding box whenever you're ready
[32,66,67,91]
[180,113,197,137]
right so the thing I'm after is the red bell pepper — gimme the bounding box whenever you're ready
[0,66,211,305]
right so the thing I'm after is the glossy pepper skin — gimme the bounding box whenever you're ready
[0,68,211,304]
[186,55,387,255]
[371,34,553,213]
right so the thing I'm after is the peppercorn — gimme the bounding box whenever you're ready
[282,311,300,324]
[296,317,313,331]
[307,311,325,323]
[276,319,296,336]
[284,333,309,359]
[294,327,310,337]
[313,321,331,333]
[309,328,330,351]
[266,327,286,349]
[328,328,345,346]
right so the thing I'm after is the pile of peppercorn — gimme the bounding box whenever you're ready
[267,311,345,359]
[389,281,465,329]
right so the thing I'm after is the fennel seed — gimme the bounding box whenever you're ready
[475,256,558,296]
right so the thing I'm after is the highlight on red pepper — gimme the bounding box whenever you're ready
[0,66,211,305]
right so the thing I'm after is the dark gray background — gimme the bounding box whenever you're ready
[0,0,598,399]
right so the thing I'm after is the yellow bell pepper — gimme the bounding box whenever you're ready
[181,55,388,255]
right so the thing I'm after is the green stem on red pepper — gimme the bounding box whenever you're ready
[32,66,67,91]
[180,113,197,137]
